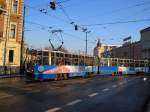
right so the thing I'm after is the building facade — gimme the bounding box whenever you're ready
[109,27,150,60]
[93,39,117,58]
[140,27,150,60]
[0,0,23,68]
[111,41,142,60]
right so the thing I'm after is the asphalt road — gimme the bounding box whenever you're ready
[0,75,150,112]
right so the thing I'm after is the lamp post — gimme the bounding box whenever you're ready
[85,30,91,56]
[20,6,26,74]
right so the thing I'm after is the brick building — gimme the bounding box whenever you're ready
[109,27,150,60]
[111,41,142,60]
[0,0,23,73]
[140,27,150,60]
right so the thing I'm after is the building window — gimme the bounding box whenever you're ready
[10,24,16,39]
[12,0,18,13]
[9,50,14,63]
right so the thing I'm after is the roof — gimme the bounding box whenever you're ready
[140,27,150,33]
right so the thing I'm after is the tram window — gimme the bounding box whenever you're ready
[51,52,54,57]
[56,53,59,57]
[120,60,123,62]
[43,52,49,56]
[43,57,49,65]
[38,51,42,55]
[59,53,62,57]
[51,57,55,65]
[67,54,70,58]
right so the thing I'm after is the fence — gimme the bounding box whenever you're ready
[0,66,21,77]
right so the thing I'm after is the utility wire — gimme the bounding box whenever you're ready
[111,0,150,13]
[85,0,150,21]
[63,32,84,41]
[26,20,52,29]
[81,18,150,26]
[57,3,73,23]
[144,7,150,11]
[30,0,72,9]
[26,5,69,23]
[91,6,150,39]
[25,4,91,34]
[25,20,93,44]
[57,0,72,4]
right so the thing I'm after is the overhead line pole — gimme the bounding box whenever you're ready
[85,31,91,56]
[20,5,26,74]
[85,32,87,55]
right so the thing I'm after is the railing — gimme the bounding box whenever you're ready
[0,66,21,77]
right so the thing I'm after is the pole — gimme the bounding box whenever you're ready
[3,0,12,75]
[3,13,9,67]
[85,32,87,55]
[20,5,26,74]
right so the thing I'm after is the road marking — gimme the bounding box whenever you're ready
[45,107,61,112]
[112,85,117,88]
[66,99,82,106]
[88,92,99,97]
[102,88,109,92]
[119,82,123,85]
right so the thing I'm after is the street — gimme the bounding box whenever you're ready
[0,75,150,112]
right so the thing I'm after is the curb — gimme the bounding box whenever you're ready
[0,75,25,79]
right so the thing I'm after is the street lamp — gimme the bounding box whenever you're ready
[20,6,26,74]
[85,31,91,55]
[82,28,91,55]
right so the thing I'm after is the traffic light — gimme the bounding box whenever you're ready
[50,2,56,10]
[75,25,78,31]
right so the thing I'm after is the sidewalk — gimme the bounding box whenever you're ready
[0,74,24,78]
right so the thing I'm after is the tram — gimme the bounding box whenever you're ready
[25,50,150,81]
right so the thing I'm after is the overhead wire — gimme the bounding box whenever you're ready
[25,1,150,48]
[81,18,150,27]
[57,0,72,4]
[25,5,70,24]
[25,20,92,43]
[90,5,150,42]
[83,0,150,22]
[57,3,73,23]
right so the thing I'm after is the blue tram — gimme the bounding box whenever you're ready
[25,50,150,81]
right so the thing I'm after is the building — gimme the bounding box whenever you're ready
[109,27,150,60]
[0,0,23,73]
[140,27,150,60]
[93,39,117,58]
[111,41,142,60]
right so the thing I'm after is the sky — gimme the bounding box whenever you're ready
[24,0,150,55]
